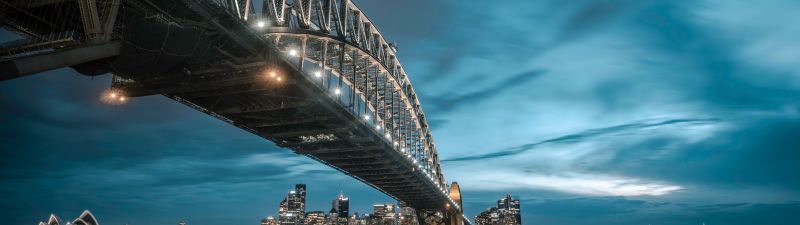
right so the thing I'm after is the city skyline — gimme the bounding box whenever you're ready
[263,184,511,225]
[263,183,425,225]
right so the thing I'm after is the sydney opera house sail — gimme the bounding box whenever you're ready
[36,210,98,225]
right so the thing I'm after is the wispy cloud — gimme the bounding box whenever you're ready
[444,118,720,162]
[461,171,682,197]
[427,69,546,115]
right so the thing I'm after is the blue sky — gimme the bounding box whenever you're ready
[2,0,800,224]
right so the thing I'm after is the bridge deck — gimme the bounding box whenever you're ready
[124,56,447,209]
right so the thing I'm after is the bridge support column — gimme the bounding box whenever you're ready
[443,207,463,225]
[416,208,462,225]
[416,210,444,225]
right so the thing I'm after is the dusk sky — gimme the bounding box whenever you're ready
[2,0,800,225]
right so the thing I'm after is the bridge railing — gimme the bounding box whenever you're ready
[269,32,452,195]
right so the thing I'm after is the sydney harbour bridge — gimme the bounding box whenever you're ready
[0,0,468,224]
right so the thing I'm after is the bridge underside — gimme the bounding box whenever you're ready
[119,56,447,209]
[1,0,466,220]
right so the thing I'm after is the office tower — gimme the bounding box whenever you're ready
[331,192,350,218]
[497,194,520,224]
[372,203,396,225]
[475,194,521,225]
[296,184,307,212]
[279,184,307,225]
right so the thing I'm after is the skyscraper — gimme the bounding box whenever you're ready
[331,192,349,218]
[497,194,520,224]
[279,184,307,225]
[475,194,521,225]
[296,184,307,212]
[262,184,420,225]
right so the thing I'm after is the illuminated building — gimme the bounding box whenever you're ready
[279,184,307,225]
[475,194,521,225]
[331,192,350,219]
[261,185,422,225]
[398,206,418,225]
[305,211,326,225]
[348,213,368,225]
[372,204,396,225]
[261,216,279,225]
[36,210,99,225]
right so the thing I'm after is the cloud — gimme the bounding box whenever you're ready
[443,117,720,162]
[462,171,682,197]
[426,70,546,115]
[601,116,800,190]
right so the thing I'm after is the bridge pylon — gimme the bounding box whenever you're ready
[416,182,464,225]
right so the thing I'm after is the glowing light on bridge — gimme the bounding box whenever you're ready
[101,89,127,105]
[288,49,298,56]
[314,71,322,78]
[334,88,341,95]
[364,115,370,120]
[256,21,265,28]
[376,125,381,130]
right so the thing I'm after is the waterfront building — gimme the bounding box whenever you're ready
[36,210,98,225]
[475,194,521,225]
